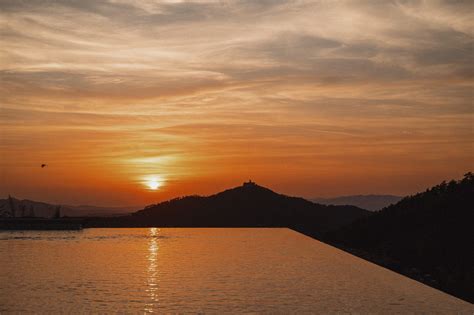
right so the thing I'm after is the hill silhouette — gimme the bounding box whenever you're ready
[323,173,474,302]
[87,181,368,234]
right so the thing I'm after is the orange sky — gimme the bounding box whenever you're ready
[1,0,473,206]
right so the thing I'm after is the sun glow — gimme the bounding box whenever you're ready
[144,176,164,191]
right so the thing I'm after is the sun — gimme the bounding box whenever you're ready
[146,180,161,190]
[144,176,164,191]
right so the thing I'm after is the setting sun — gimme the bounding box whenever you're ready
[144,176,164,191]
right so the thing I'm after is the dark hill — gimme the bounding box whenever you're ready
[121,181,369,234]
[324,173,474,302]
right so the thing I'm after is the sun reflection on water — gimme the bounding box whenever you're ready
[145,228,160,313]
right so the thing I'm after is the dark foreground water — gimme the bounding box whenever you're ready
[0,228,472,313]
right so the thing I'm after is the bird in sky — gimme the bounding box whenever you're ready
[41,164,47,168]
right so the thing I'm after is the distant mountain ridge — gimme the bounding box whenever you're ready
[0,197,59,219]
[0,197,136,218]
[312,195,403,211]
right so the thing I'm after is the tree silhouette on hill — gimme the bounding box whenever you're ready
[325,172,474,302]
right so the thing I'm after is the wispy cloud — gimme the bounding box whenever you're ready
[0,0,472,204]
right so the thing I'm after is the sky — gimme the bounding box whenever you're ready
[0,0,473,206]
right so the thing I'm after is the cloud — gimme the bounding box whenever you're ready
[0,0,472,203]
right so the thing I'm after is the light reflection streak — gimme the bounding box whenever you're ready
[144,227,159,313]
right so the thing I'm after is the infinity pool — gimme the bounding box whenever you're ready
[0,228,471,313]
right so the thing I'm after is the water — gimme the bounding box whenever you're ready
[0,228,471,313]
